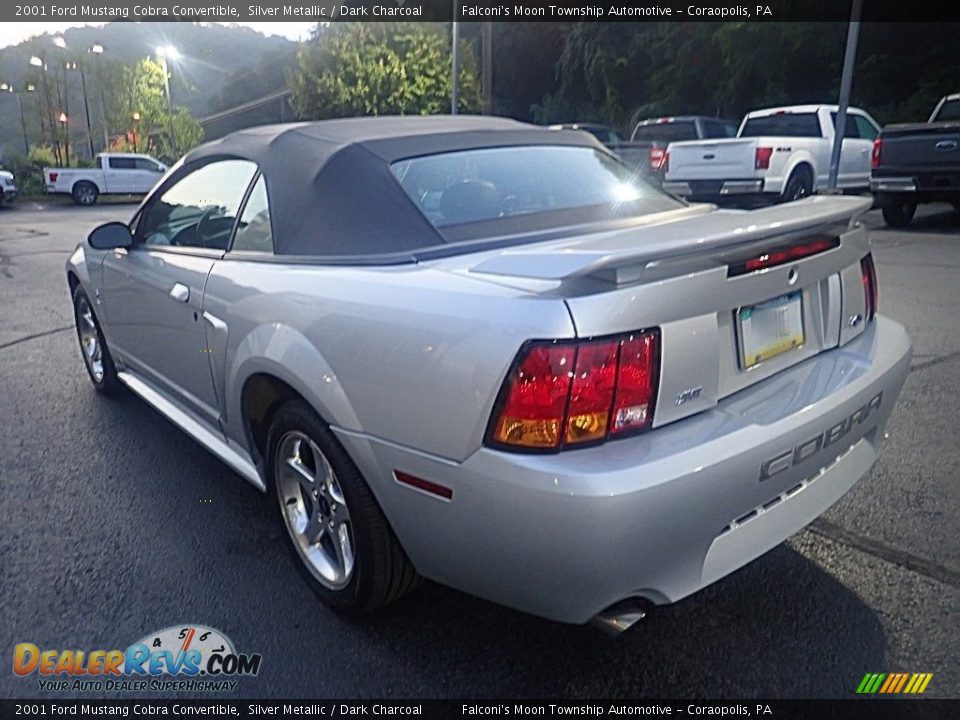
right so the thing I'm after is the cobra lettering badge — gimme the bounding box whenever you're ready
[13,625,261,692]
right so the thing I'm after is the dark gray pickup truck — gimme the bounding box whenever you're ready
[871,93,960,226]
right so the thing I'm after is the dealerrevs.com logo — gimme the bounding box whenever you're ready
[13,625,262,692]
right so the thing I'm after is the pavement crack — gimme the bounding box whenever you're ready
[910,350,960,373]
[0,325,73,351]
[808,518,960,589]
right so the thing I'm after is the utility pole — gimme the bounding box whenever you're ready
[827,0,863,190]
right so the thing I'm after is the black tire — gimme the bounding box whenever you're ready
[781,167,813,203]
[72,286,121,395]
[881,201,917,228]
[266,400,419,614]
[71,181,99,206]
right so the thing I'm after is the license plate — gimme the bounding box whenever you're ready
[737,292,804,369]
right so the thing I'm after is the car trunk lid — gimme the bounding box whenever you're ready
[438,195,873,431]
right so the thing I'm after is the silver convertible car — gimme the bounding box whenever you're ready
[67,117,911,632]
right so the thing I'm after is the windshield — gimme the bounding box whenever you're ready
[391,145,681,232]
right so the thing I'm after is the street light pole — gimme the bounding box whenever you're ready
[827,0,863,190]
[90,44,109,150]
[78,60,95,158]
[157,46,179,155]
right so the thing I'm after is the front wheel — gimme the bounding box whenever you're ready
[71,181,99,206]
[881,200,917,228]
[72,286,121,394]
[267,400,419,614]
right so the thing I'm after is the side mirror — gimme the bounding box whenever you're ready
[88,222,133,250]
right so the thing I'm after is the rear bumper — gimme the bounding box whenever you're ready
[664,178,767,200]
[336,317,911,624]
[872,173,960,198]
[1,186,16,202]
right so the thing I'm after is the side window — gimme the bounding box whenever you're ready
[854,115,879,141]
[135,158,161,171]
[136,159,257,251]
[830,113,861,139]
[232,175,273,253]
[108,157,136,170]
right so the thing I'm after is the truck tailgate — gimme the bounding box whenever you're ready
[667,138,758,181]
[879,122,960,172]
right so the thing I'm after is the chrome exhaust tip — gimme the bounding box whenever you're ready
[590,598,651,637]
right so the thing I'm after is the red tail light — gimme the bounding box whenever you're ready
[49,172,59,182]
[488,330,660,451]
[871,138,882,169]
[728,236,841,276]
[861,253,878,321]
[650,146,667,171]
[755,147,774,170]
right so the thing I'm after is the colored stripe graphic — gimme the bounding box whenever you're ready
[857,672,933,694]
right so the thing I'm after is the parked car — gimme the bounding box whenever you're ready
[45,152,167,205]
[548,123,624,151]
[67,117,911,631]
[870,93,960,226]
[0,168,16,205]
[663,105,881,203]
[618,116,738,184]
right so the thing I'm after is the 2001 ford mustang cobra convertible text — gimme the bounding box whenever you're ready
[67,117,911,631]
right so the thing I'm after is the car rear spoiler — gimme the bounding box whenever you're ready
[466,196,872,285]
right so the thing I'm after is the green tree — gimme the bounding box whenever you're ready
[290,23,480,119]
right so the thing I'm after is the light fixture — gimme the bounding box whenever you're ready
[53,36,67,49]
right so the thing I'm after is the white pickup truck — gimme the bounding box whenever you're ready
[44,152,167,205]
[663,105,881,203]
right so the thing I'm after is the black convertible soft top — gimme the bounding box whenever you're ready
[183,116,603,257]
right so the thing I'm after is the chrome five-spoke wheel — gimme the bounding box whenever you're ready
[76,294,104,383]
[276,431,355,589]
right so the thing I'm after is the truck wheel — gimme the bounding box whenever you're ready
[267,400,420,614]
[881,201,917,228]
[781,167,813,203]
[72,181,99,206]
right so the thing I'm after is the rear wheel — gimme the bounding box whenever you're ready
[881,200,917,228]
[72,181,99,206]
[72,286,121,395]
[781,167,813,203]
[267,400,419,613]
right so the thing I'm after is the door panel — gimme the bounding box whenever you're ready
[100,248,221,423]
[99,157,259,426]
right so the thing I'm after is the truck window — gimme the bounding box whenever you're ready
[935,99,960,121]
[740,113,822,138]
[108,157,137,170]
[702,120,737,139]
[853,115,879,141]
[95,157,103,169]
[134,158,161,172]
[829,113,861,139]
[630,121,698,142]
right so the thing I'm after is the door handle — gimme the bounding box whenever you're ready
[169,283,190,303]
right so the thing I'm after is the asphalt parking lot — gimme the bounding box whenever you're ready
[1,199,958,700]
